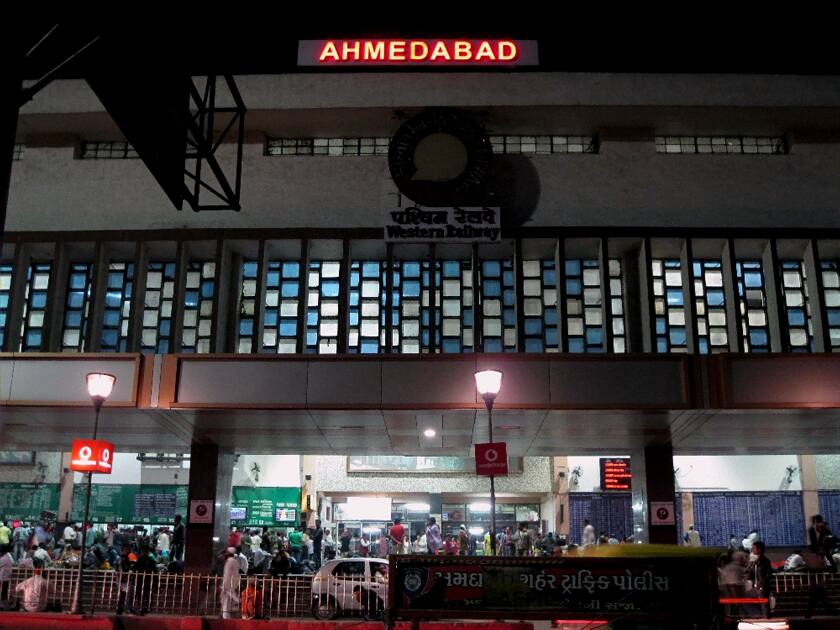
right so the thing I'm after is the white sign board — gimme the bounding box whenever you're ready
[190,499,214,524]
[385,206,501,243]
[649,501,675,526]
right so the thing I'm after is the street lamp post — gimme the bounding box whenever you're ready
[475,369,502,556]
[71,372,116,614]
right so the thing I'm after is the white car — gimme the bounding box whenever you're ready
[311,557,389,619]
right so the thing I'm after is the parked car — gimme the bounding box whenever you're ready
[311,557,388,619]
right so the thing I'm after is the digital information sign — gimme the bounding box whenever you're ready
[600,458,632,491]
[297,39,539,67]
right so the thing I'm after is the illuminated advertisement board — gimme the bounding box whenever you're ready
[600,458,632,491]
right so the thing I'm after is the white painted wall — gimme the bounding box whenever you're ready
[568,455,804,493]
[231,455,301,488]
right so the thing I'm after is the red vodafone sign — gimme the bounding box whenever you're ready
[297,39,539,67]
[71,440,114,474]
[475,442,508,476]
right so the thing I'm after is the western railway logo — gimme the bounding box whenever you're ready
[297,39,539,67]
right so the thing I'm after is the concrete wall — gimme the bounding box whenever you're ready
[315,455,552,495]
[0,451,61,484]
[568,454,805,493]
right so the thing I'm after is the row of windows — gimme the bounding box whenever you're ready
[2,242,839,355]
[10,136,789,162]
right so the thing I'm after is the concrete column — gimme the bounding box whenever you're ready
[680,492,695,534]
[58,452,75,522]
[799,454,819,541]
[552,456,570,538]
[184,443,234,574]
[631,444,678,544]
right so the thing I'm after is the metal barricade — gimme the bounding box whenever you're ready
[6,568,314,618]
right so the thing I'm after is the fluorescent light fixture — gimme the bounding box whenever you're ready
[423,428,436,438]
[468,527,485,536]
[362,527,382,535]
[469,502,491,512]
[404,502,430,512]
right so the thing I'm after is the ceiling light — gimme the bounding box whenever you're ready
[423,428,436,438]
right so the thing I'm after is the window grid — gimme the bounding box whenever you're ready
[182,261,216,354]
[348,261,385,354]
[692,260,728,354]
[261,260,301,354]
[440,260,473,353]
[80,141,139,159]
[61,263,94,352]
[736,261,770,352]
[19,263,52,351]
[489,135,597,154]
[565,259,603,352]
[609,259,626,353]
[780,260,813,352]
[479,260,516,352]
[392,260,435,354]
[652,259,687,353]
[821,261,840,350]
[101,262,134,352]
[13,144,24,161]
[522,260,559,353]
[237,260,259,353]
[266,137,390,156]
[307,261,341,354]
[655,136,786,155]
[0,264,13,347]
[141,261,176,354]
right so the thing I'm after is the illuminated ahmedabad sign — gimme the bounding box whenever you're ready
[297,39,539,67]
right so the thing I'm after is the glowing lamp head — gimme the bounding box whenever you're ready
[86,373,116,408]
[475,369,502,405]
[423,428,437,438]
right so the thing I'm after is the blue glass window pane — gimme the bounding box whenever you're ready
[545,308,558,325]
[362,262,380,277]
[307,311,318,325]
[322,281,340,297]
[403,262,420,277]
[279,321,296,336]
[484,339,502,352]
[828,311,840,326]
[70,274,87,290]
[443,339,460,353]
[281,284,298,298]
[484,280,501,296]
[750,330,768,346]
[444,261,460,277]
[102,330,118,346]
[524,319,542,335]
[421,311,429,326]
[65,312,82,327]
[26,332,41,348]
[503,291,515,306]
[699,339,709,354]
[707,290,725,306]
[103,310,120,327]
[546,329,558,346]
[657,339,668,352]
[0,295,7,309]
[692,262,702,276]
[159,320,170,336]
[586,328,603,345]
[503,310,515,326]
[264,311,278,326]
[105,292,121,307]
[666,289,684,306]
[525,338,544,352]
[463,310,473,326]
[31,293,47,309]
[566,279,582,295]
[483,261,500,276]
[350,293,359,307]
[68,292,85,308]
[243,262,258,277]
[544,270,557,286]
[350,312,359,326]
[569,338,584,353]
[267,271,280,286]
[239,320,253,336]
[307,332,317,346]
[565,260,581,276]
[158,340,169,353]
[107,273,123,288]
[656,318,666,334]
[282,262,299,277]
[669,328,687,346]
[361,340,379,353]
[403,281,420,297]
[184,291,199,307]
[788,310,805,326]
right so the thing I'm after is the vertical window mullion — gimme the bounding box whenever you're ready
[253,240,269,354]
[598,238,614,353]
[555,239,569,353]
[805,240,829,353]
[295,240,309,354]
[169,243,189,354]
[722,239,744,352]
[682,239,698,354]
[338,239,351,354]
[61,262,94,352]
[385,244,394,353]
[514,239,526,352]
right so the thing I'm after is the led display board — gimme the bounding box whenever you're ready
[600,458,632,491]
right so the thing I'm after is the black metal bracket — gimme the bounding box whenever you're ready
[182,75,246,212]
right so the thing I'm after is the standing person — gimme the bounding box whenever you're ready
[349,530,360,557]
[515,523,532,557]
[312,520,324,568]
[457,525,470,556]
[483,532,492,556]
[808,514,837,570]
[116,544,138,616]
[62,523,75,549]
[171,515,185,563]
[13,523,28,562]
[443,535,457,555]
[339,527,352,558]
[378,532,388,558]
[132,544,157,615]
[228,527,242,550]
[220,547,240,619]
[416,531,428,554]
[0,544,13,604]
[389,518,406,555]
[684,525,702,547]
[156,527,170,557]
[249,530,263,555]
[0,522,10,548]
[301,529,311,562]
[324,529,335,560]
[359,533,370,557]
[752,541,774,618]
[236,547,249,575]
[581,519,596,549]
[426,517,442,555]
[288,527,303,563]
